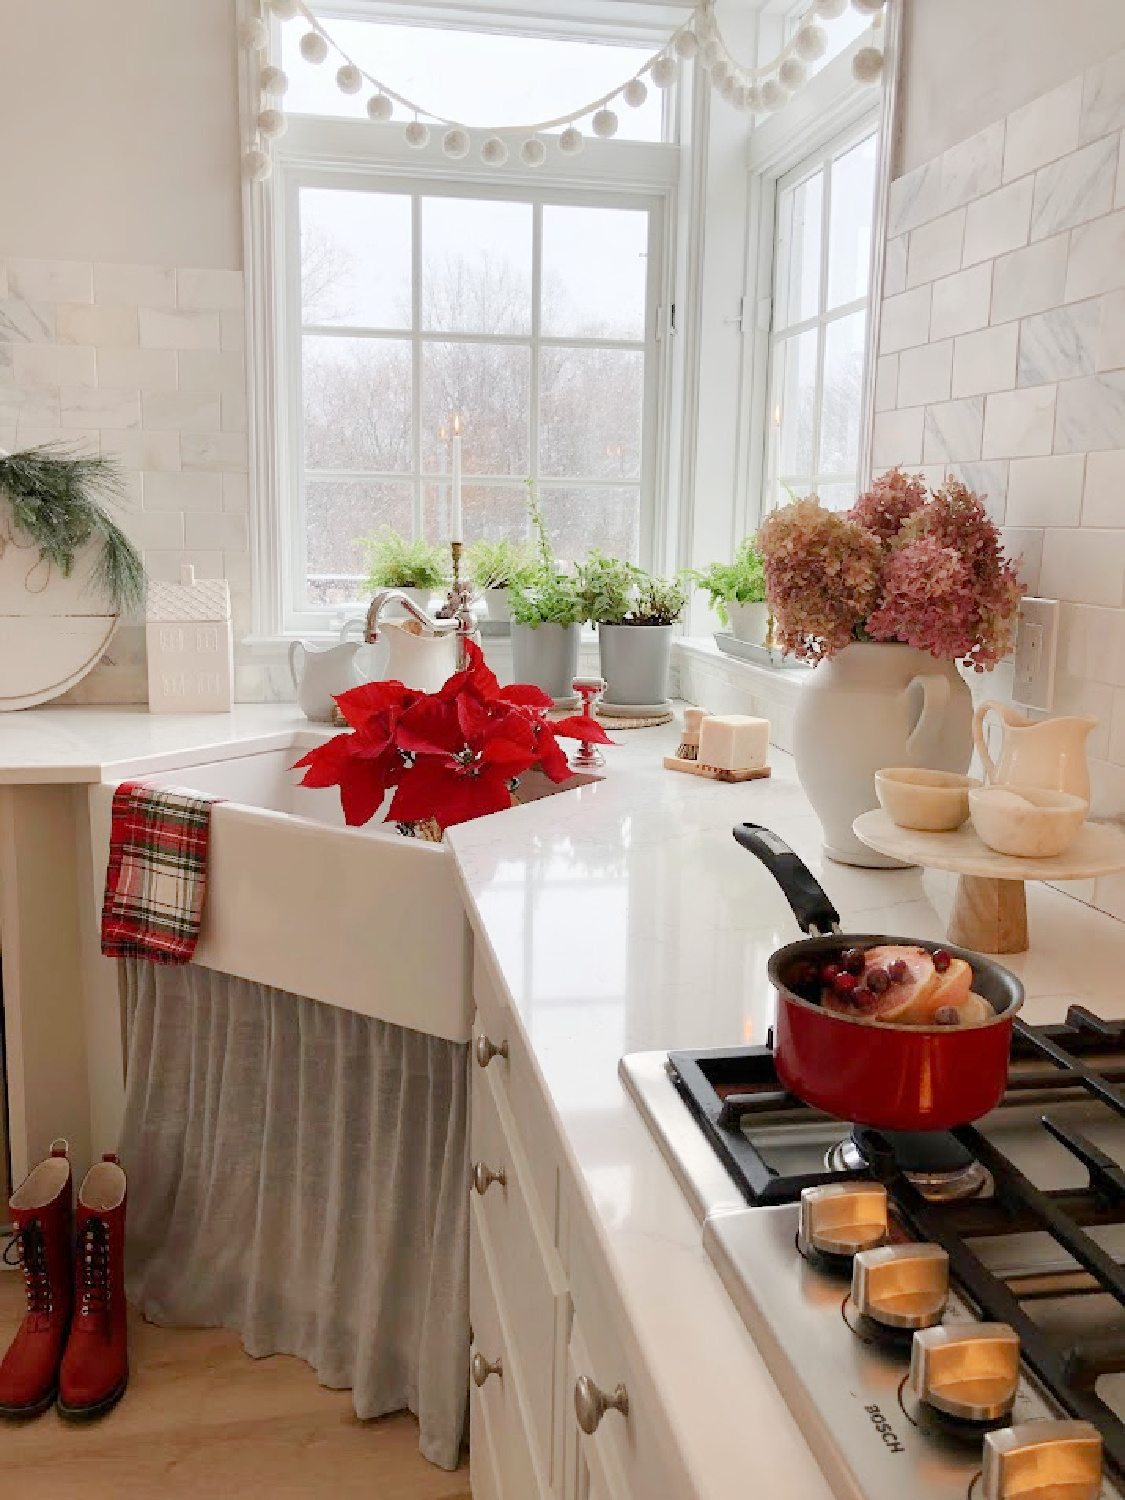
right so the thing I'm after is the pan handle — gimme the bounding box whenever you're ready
[732,824,842,937]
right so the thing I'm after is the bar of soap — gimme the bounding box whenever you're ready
[698,714,769,772]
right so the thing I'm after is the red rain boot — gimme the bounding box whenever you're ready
[58,1154,128,1419]
[0,1140,73,1418]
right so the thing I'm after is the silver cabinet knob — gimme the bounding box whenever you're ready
[575,1375,629,1435]
[851,1243,949,1331]
[475,1033,508,1068]
[472,1161,507,1195]
[471,1352,503,1387]
[909,1323,1020,1423]
[798,1183,887,1260]
[982,1420,1102,1500]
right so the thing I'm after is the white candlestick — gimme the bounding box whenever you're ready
[451,417,463,544]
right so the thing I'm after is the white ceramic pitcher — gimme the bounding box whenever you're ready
[972,700,1097,801]
[288,640,360,721]
[375,619,460,694]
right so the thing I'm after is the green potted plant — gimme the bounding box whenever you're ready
[508,484,586,704]
[689,537,768,644]
[464,537,538,624]
[361,527,448,615]
[577,551,687,710]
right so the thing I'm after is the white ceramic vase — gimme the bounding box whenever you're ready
[793,642,973,868]
[726,601,770,644]
[483,586,511,623]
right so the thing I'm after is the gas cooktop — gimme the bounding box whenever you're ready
[621,1007,1125,1500]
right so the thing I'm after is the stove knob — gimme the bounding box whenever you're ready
[851,1243,949,1331]
[909,1323,1020,1424]
[982,1420,1102,1500]
[798,1183,887,1261]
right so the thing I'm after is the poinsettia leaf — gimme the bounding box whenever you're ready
[497,681,554,709]
[334,678,417,732]
[535,731,573,783]
[549,713,615,745]
[480,736,539,775]
[396,696,462,756]
[338,754,394,826]
[456,689,496,744]
[292,732,360,788]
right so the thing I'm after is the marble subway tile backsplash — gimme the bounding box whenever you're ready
[0,255,251,704]
[875,46,1125,921]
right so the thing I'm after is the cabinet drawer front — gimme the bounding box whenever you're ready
[568,1214,696,1500]
[470,1204,549,1500]
[472,1068,567,1484]
[469,1381,502,1500]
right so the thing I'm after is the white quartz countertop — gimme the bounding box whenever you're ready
[447,717,1125,1500]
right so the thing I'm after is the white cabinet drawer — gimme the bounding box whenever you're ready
[566,1318,628,1500]
[470,1201,550,1500]
[472,1065,568,1489]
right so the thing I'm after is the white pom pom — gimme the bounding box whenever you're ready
[623,78,648,108]
[591,108,619,139]
[299,31,328,64]
[336,64,363,95]
[442,127,470,159]
[701,38,722,67]
[695,9,716,43]
[674,30,699,59]
[779,57,807,91]
[242,148,272,181]
[795,23,828,61]
[520,137,547,167]
[710,60,731,87]
[761,78,788,111]
[404,120,430,149]
[851,0,886,12]
[558,126,584,155]
[852,45,884,82]
[744,83,763,112]
[481,136,509,166]
[260,65,289,95]
[367,93,393,121]
[257,108,287,139]
[268,0,300,17]
[815,0,847,15]
[650,55,678,88]
[720,75,738,101]
[238,18,269,50]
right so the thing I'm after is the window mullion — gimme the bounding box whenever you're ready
[812,156,833,499]
[412,192,423,540]
[530,201,542,522]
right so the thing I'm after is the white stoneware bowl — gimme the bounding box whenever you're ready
[875,767,981,831]
[969,784,1089,858]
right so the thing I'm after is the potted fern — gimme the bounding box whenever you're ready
[578,551,687,710]
[465,538,538,624]
[689,537,768,644]
[508,484,585,703]
[361,527,448,615]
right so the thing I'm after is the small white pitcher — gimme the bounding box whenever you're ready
[973,700,1097,801]
[288,640,360,721]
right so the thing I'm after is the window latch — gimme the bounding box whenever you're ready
[657,303,676,340]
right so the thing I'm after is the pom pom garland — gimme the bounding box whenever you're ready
[623,78,648,108]
[336,64,363,94]
[815,0,847,15]
[719,74,737,101]
[744,83,763,112]
[852,46,884,82]
[761,78,788,111]
[299,31,329,64]
[404,120,430,148]
[795,23,828,61]
[592,107,619,138]
[710,60,731,87]
[257,108,287,139]
[367,93,393,121]
[238,18,269,50]
[650,54,678,88]
[558,126,584,155]
[259,65,289,95]
[520,138,547,166]
[481,136,509,165]
[778,57,807,90]
[242,149,272,181]
[673,30,700,59]
[851,0,886,12]
[701,38,722,67]
[442,127,470,159]
[268,0,300,17]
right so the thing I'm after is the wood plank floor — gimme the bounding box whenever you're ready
[0,1273,471,1499]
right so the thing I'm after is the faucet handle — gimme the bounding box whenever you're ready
[573,677,605,717]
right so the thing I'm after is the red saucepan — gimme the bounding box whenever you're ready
[733,823,1024,1132]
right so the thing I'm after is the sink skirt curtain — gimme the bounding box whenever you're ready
[118,959,469,1470]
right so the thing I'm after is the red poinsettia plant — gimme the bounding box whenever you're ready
[293,640,613,833]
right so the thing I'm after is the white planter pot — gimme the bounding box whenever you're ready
[511,621,581,703]
[726,601,770,645]
[793,642,973,868]
[387,586,436,617]
[483,587,511,623]
[598,623,673,708]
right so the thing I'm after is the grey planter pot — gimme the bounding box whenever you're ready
[598,623,673,708]
[511,621,581,703]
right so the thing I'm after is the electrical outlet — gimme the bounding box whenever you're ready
[1012,597,1059,710]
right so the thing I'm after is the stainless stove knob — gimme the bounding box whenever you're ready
[909,1323,1020,1424]
[851,1243,948,1331]
[798,1183,887,1260]
[982,1420,1102,1500]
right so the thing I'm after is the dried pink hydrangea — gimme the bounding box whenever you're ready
[758,497,882,662]
[866,538,980,661]
[848,468,928,545]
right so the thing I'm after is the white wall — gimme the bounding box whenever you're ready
[0,0,242,270]
[898,0,1125,174]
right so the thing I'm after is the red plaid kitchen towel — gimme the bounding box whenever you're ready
[100,781,219,964]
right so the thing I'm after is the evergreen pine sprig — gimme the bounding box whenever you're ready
[0,444,146,614]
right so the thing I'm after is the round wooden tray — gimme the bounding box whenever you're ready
[852,809,1125,954]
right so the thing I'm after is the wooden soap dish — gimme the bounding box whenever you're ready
[663,755,771,784]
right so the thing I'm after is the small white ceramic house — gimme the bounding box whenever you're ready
[145,565,234,713]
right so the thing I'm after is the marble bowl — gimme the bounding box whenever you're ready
[969,784,1089,858]
[875,767,981,832]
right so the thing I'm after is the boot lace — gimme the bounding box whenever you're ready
[3,1219,52,1316]
[77,1219,110,1322]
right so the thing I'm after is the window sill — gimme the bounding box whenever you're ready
[672,638,809,756]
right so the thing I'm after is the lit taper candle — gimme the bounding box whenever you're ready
[451,412,463,544]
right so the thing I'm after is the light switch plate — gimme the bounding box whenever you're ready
[1012,597,1059,710]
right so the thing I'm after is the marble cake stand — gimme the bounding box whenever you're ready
[852,809,1125,955]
